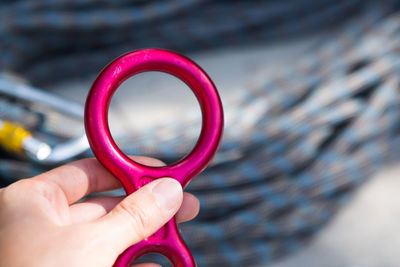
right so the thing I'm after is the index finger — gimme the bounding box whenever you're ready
[35,156,165,204]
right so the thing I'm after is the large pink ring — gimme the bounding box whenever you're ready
[85,49,224,266]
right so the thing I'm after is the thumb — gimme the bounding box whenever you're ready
[92,178,183,252]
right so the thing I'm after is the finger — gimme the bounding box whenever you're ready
[70,192,198,224]
[132,264,161,267]
[35,156,165,204]
[176,193,200,223]
[69,196,123,223]
[92,178,183,253]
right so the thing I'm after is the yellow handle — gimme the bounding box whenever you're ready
[0,121,32,153]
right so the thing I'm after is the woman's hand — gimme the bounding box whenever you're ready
[0,157,199,267]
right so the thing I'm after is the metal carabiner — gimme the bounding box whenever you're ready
[0,72,89,164]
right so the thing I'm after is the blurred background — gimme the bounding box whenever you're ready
[2,0,400,266]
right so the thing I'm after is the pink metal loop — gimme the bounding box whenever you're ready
[114,220,195,266]
[85,49,223,193]
[84,49,224,267]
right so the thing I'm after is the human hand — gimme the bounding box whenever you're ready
[0,157,199,267]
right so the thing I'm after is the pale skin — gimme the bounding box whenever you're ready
[0,156,200,267]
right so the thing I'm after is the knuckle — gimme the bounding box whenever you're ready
[0,179,34,203]
[1,179,58,202]
[116,200,151,240]
[3,179,34,194]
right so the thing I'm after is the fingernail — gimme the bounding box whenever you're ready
[152,178,182,211]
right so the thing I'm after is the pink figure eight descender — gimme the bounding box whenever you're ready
[84,49,224,266]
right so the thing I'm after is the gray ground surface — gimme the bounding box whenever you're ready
[270,166,400,267]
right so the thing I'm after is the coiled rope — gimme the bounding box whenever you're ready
[1,1,400,265]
